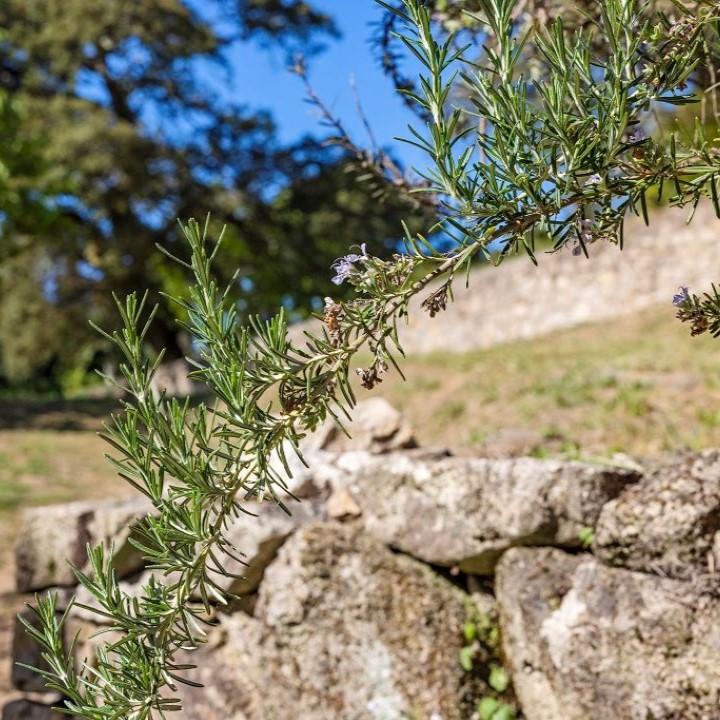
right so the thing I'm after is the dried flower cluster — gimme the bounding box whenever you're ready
[673,284,720,337]
[421,283,453,317]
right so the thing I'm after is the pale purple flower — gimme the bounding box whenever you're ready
[586,173,602,186]
[331,259,355,285]
[331,244,368,285]
[672,286,690,307]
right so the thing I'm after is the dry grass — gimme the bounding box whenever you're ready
[0,406,126,595]
[2,304,718,520]
[366,304,720,459]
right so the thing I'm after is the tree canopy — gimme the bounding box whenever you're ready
[0,0,429,390]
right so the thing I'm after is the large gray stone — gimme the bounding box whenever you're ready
[496,547,720,720]
[302,398,417,454]
[15,501,96,592]
[178,522,486,720]
[594,450,720,577]
[327,454,639,573]
[15,496,153,592]
[216,495,322,596]
[83,496,153,579]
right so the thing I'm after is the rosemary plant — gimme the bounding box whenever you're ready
[21,1,720,716]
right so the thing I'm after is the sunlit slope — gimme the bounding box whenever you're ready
[368,305,720,458]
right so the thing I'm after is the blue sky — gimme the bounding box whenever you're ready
[221,1,427,171]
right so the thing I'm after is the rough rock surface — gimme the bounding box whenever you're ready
[15,501,96,592]
[327,453,639,573]
[212,494,323,596]
[83,496,153,578]
[594,450,720,578]
[303,397,417,454]
[15,497,152,592]
[179,522,484,720]
[496,547,720,720]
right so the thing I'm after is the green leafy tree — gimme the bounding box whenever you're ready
[22,0,720,716]
[0,91,81,387]
[0,92,61,254]
[0,0,428,390]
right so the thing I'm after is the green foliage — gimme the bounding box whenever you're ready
[488,664,510,693]
[578,526,596,550]
[0,89,77,388]
[462,609,501,663]
[0,250,75,388]
[460,607,519,720]
[478,696,518,720]
[0,91,62,247]
[459,643,475,672]
[384,0,720,124]
[393,0,716,258]
[0,0,425,390]
[22,1,720,715]
[460,611,499,672]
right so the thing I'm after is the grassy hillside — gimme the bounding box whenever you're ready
[0,402,124,593]
[366,305,720,460]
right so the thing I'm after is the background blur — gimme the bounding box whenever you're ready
[2,0,720,583]
[0,0,434,396]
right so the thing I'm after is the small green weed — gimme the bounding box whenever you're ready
[437,399,467,426]
[0,481,29,510]
[611,381,652,418]
[478,695,517,720]
[698,408,720,428]
[460,606,520,720]
[578,527,596,549]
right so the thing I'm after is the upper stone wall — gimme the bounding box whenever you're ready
[402,202,720,354]
[292,202,720,354]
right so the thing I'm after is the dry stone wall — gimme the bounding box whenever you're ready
[291,202,720,355]
[5,402,720,719]
[400,202,720,353]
